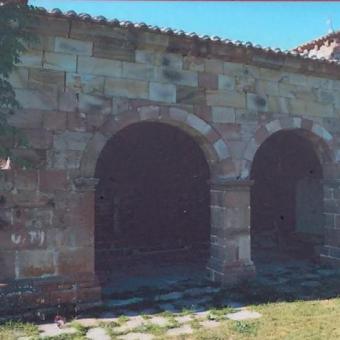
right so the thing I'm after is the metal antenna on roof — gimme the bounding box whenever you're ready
[326,17,335,34]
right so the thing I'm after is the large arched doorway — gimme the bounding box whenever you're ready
[95,121,210,290]
[250,129,324,266]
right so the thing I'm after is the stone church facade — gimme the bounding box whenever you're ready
[1,8,340,315]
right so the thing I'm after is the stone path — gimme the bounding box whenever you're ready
[18,261,340,339]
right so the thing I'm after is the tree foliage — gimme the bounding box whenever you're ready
[0,1,36,163]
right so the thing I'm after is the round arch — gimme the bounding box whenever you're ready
[79,106,231,181]
[240,117,334,179]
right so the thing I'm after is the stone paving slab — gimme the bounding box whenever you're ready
[200,320,220,328]
[38,323,77,337]
[166,324,193,336]
[118,332,155,340]
[86,327,111,340]
[227,310,262,321]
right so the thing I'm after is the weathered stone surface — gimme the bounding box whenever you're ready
[78,56,122,77]
[54,131,92,151]
[9,68,29,88]
[17,51,43,68]
[227,310,262,321]
[15,88,58,110]
[43,52,77,72]
[66,73,105,95]
[86,327,111,340]
[207,90,245,108]
[28,69,65,90]
[212,107,236,123]
[149,82,176,103]
[177,86,205,105]
[55,37,93,56]
[105,78,148,99]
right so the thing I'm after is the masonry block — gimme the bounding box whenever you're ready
[55,37,93,56]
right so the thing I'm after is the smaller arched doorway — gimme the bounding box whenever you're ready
[250,129,325,265]
[94,121,211,289]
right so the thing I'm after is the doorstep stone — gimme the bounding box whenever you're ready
[227,310,262,321]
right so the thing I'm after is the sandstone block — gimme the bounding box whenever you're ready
[246,93,268,112]
[28,69,65,90]
[136,50,183,69]
[105,78,148,99]
[155,67,198,87]
[138,31,169,48]
[17,250,55,278]
[177,86,205,105]
[15,88,58,110]
[306,101,333,117]
[54,131,92,151]
[43,52,77,72]
[40,170,68,192]
[29,34,55,52]
[22,128,53,150]
[213,139,230,160]
[57,247,94,274]
[14,170,38,191]
[198,72,218,89]
[55,37,93,56]
[223,61,244,77]
[8,67,29,88]
[78,56,122,77]
[66,73,104,95]
[218,74,235,90]
[205,59,223,74]
[79,94,112,115]
[122,61,155,80]
[93,36,135,62]
[48,149,83,169]
[206,90,245,108]
[17,51,43,68]
[186,114,211,135]
[212,106,236,123]
[149,82,176,103]
[169,107,189,121]
[58,90,78,112]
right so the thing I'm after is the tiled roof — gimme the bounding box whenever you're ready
[34,6,340,65]
[294,31,340,53]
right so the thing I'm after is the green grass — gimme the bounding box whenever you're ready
[0,321,39,340]
[193,297,340,340]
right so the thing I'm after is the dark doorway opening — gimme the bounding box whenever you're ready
[95,122,210,292]
[250,130,324,266]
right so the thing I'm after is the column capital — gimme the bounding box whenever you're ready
[210,178,254,191]
[73,177,99,191]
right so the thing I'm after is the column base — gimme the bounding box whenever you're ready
[0,272,101,321]
[320,245,340,268]
[207,260,256,286]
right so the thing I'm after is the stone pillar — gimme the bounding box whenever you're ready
[207,179,255,285]
[321,179,340,266]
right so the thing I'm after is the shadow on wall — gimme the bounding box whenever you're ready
[250,129,324,263]
[94,121,211,275]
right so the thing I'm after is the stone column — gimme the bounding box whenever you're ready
[321,179,340,266]
[207,178,255,285]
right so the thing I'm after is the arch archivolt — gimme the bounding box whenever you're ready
[79,106,233,180]
[240,117,335,179]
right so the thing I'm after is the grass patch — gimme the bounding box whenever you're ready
[194,297,340,339]
[233,321,258,335]
[0,321,39,340]
[133,323,166,336]
[207,307,235,321]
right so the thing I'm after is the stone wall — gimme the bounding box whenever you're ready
[1,12,340,314]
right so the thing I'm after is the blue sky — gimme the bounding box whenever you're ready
[29,1,340,50]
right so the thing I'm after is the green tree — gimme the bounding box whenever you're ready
[0,0,36,166]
